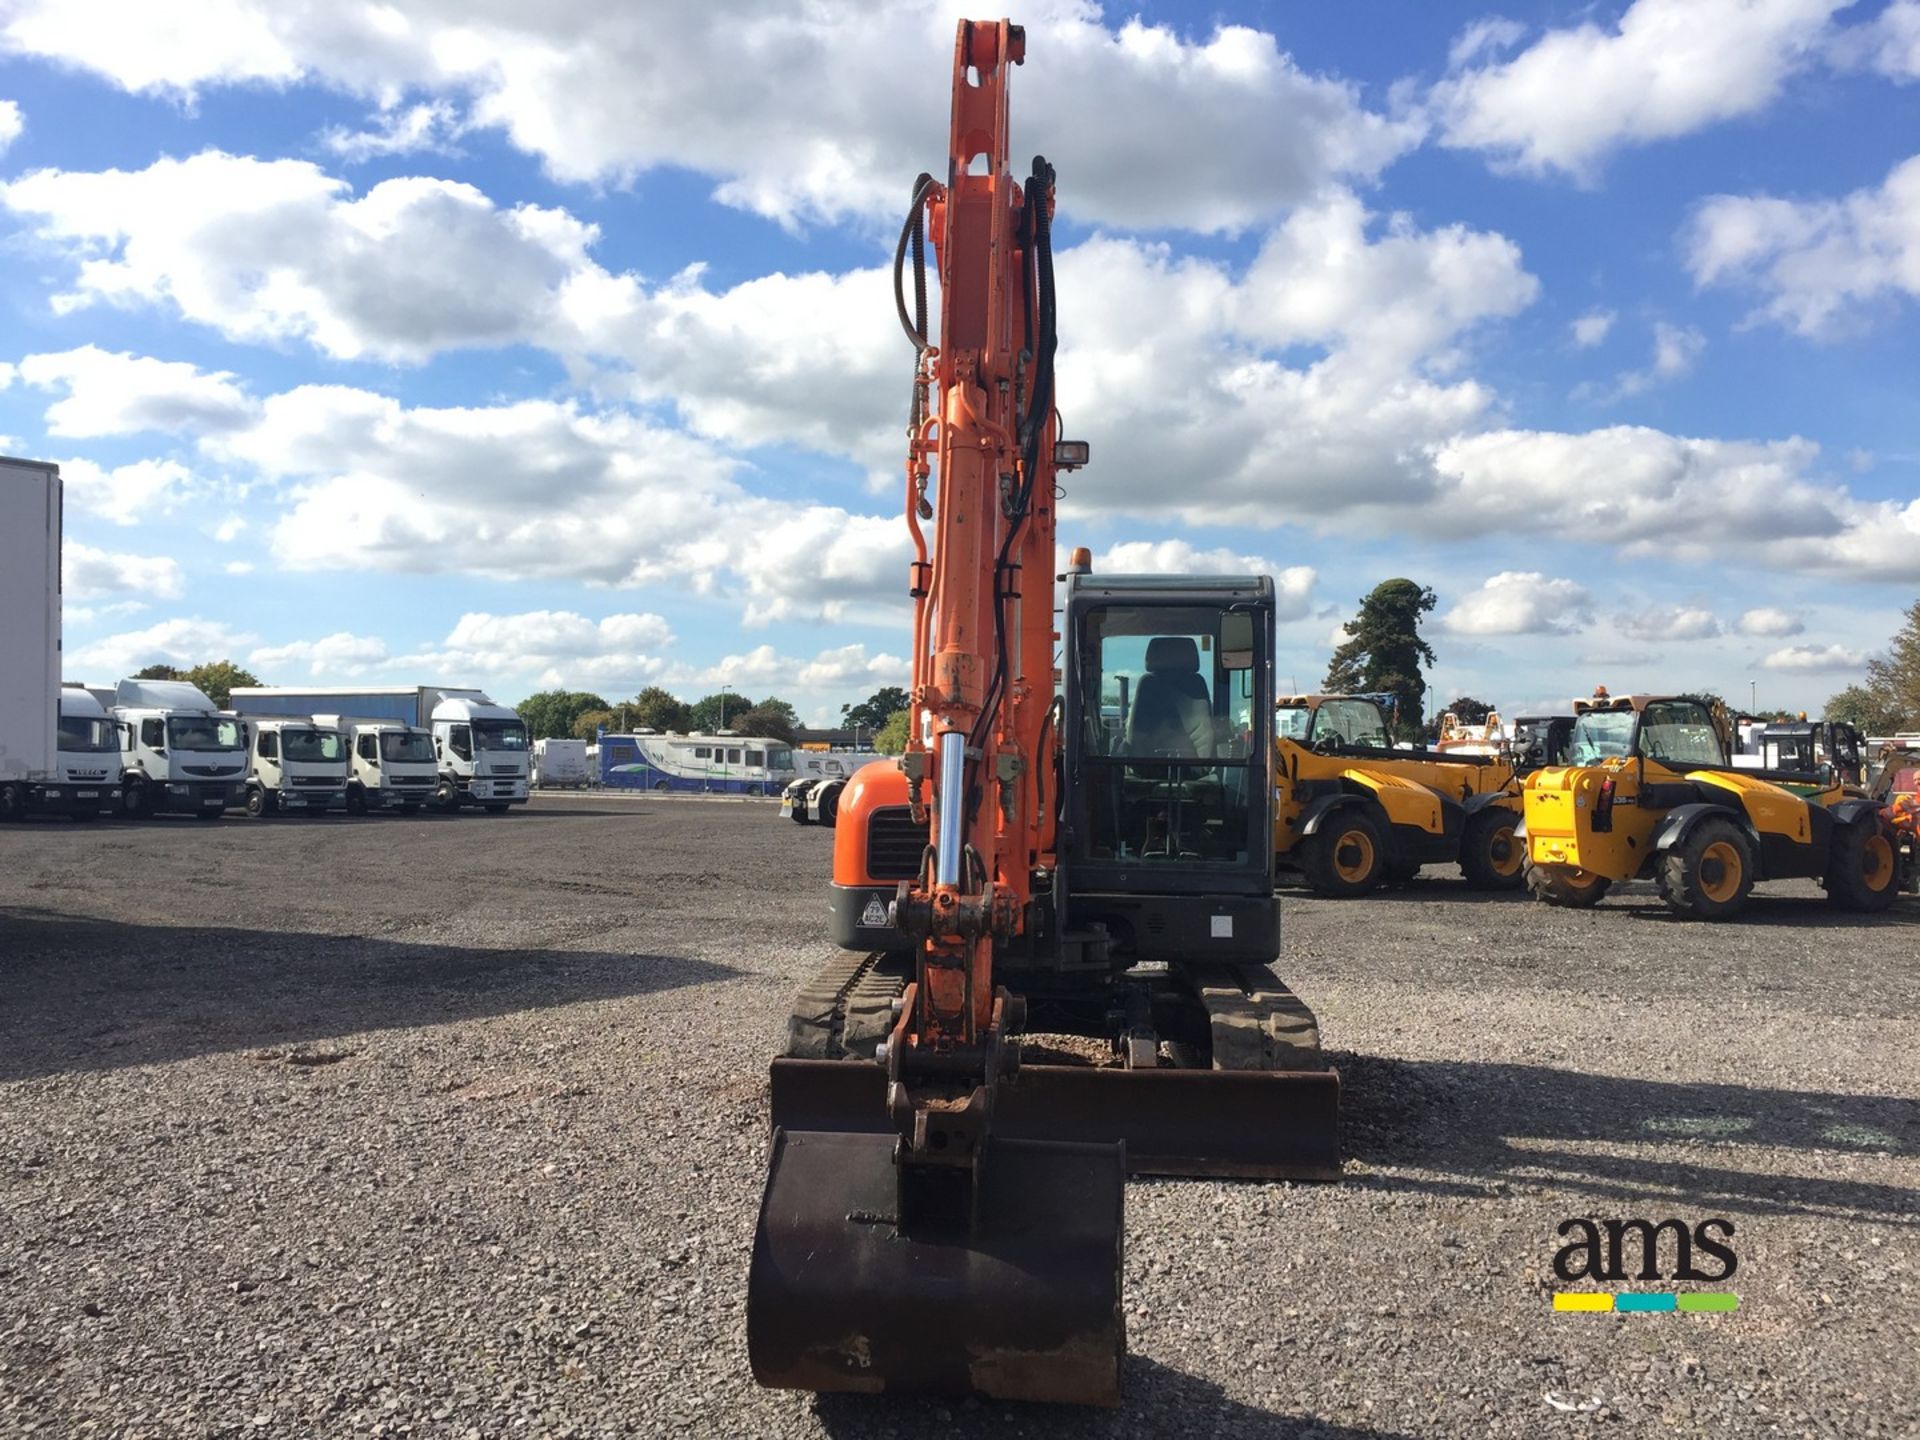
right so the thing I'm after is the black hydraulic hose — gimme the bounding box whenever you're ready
[893,173,935,352]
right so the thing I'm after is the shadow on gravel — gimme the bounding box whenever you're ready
[811,1354,1417,1439]
[0,904,739,1083]
[1620,892,1920,929]
[1338,1052,1920,1223]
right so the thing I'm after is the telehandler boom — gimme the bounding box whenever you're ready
[746,18,1339,1407]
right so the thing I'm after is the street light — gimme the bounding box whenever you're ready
[1750,679,1757,714]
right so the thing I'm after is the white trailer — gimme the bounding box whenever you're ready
[230,685,529,811]
[0,458,122,821]
[532,737,590,788]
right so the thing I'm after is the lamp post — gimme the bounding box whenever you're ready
[1750,679,1757,714]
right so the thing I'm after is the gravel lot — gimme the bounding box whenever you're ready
[2,795,1915,1439]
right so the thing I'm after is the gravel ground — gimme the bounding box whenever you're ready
[2,795,1915,1439]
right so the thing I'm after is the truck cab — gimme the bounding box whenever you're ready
[112,680,249,819]
[432,696,530,812]
[324,716,438,814]
[0,687,123,821]
[242,717,349,817]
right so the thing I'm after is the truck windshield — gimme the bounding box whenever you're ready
[283,730,345,763]
[168,716,243,751]
[58,715,118,752]
[381,732,435,763]
[472,720,528,752]
[1569,712,1634,764]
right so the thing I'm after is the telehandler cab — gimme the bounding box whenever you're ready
[1523,690,1904,920]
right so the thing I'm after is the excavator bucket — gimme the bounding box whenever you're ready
[747,1126,1126,1404]
[747,1055,1340,1405]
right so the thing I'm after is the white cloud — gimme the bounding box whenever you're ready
[250,631,391,679]
[406,610,676,693]
[0,3,1418,234]
[1828,0,1920,79]
[683,642,911,695]
[213,515,248,543]
[15,345,255,437]
[1686,153,1920,337]
[1448,17,1528,68]
[1093,540,1318,621]
[1615,604,1722,641]
[0,99,20,154]
[0,152,598,362]
[1581,321,1706,401]
[1737,606,1805,637]
[1760,642,1869,671]
[224,561,255,576]
[1571,308,1616,347]
[1441,571,1592,635]
[57,456,201,525]
[63,542,184,600]
[1431,0,1846,180]
[321,100,464,162]
[67,617,256,677]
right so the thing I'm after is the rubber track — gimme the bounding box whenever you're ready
[782,952,907,1060]
[1182,962,1323,1072]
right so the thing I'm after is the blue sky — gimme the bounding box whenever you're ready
[1,0,1916,724]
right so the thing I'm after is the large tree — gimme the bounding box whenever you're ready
[133,663,183,681]
[733,702,797,744]
[571,708,616,741]
[517,689,610,740]
[631,685,693,734]
[843,687,909,735]
[185,661,261,707]
[1864,598,1920,729]
[689,690,755,732]
[1324,579,1436,738]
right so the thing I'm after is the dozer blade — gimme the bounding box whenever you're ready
[769,1056,1342,1180]
[747,1127,1125,1405]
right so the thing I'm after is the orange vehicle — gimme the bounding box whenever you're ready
[746,19,1338,1406]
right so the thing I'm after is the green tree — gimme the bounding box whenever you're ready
[1826,684,1910,735]
[733,702,797,744]
[183,660,261,708]
[873,709,912,754]
[571,708,616,741]
[1324,579,1436,738]
[133,663,183,681]
[631,685,693,733]
[689,690,755,732]
[517,689,610,740]
[1865,598,1920,729]
[843,686,910,735]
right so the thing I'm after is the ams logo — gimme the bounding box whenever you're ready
[1554,1216,1738,1283]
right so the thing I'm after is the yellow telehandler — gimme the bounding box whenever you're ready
[1523,690,1904,920]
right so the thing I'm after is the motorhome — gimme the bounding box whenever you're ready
[315,715,439,814]
[532,737,590,789]
[597,731,794,795]
[230,686,529,812]
[239,716,349,817]
[113,679,249,819]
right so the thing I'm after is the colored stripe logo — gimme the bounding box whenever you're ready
[1553,1293,1738,1313]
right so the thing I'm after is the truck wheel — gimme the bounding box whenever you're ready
[1656,818,1755,921]
[1526,862,1612,908]
[653,780,670,792]
[345,786,367,816]
[245,787,269,819]
[1826,819,1901,912]
[0,784,23,823]
[435,779,458,810]
[1460,808,1527,890]
[1303,810,1386,897]
[122,779,151,819]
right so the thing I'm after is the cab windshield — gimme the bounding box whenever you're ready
[1310,699,1390,748]
[1569,711,1634,764]
[168,715,243,751]
[58,715,118,752]
[381,732,435,764]
[1275,705,1312,741]
[472,719,528,752]
[283,729,344,763]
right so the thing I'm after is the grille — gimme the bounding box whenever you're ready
[184,764,240,777]
[291,776,338,788]
[491,765,523,777]
[866,806,929,882]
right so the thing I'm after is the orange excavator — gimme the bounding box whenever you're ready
[747,18,1339,1407]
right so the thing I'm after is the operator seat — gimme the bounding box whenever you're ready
[1125,637,1215,765]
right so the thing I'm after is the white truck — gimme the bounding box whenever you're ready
[112,679,251,819]
[532,737,590,789]
[236,715,349,818]
[316,714,439,814]
[229,686,529,812]
[0,457,124,822]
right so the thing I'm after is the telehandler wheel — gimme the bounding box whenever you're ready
[1526,862,1611,908]
[1304,810,1386,897]
[1656,817,1755,921]
[1460,809,1527,890]
[1825,819,1901,912]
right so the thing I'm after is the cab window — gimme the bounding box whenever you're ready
[141,718,165,748]
[448,724,472,762]
[258,731,279,760]
[1638,701,1726,767]
[1309,700,1390,748]
[358,734,378,761]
